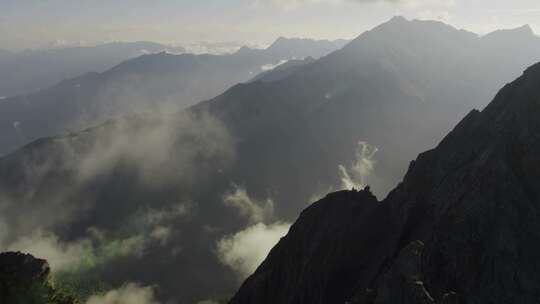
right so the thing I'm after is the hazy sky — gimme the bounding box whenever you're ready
[1,0,540,50]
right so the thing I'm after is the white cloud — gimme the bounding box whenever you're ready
[1,203,186,273]
[75,112,234,188]
[339,141,378,190]
[150,226,172,245]
[255,0,456,16]
[0,111,231,258]
[3,229,150,273]
[6,230,86,272]
[223,185,274,224]
[217,222,290,278]
[261,59,289,71]
[219,186,289,278]
[85,283,159,304]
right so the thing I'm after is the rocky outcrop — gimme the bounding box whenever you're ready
[0,252,76,304]
[229,62,540,304]
[228,189,383,304]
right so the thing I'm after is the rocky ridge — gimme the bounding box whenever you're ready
[229,62,540,304]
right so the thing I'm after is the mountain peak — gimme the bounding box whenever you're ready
[483,24,535,40]
[518,24,534,34]
[344,15,476,53]
[388,15,409,23]
[368,16,410,31]
[235,45,254,54]
[268,37,305,50]
[362,15,475,39]
[272,36,289,44]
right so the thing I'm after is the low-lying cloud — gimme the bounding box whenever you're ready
[85,283,160,304]
[223,185,274,224]
[5,229,145,273]
[217,222,290,278]
[0,108,236,300]
[261,59,289,71]
[75,112,235,188]
[7,230,86,271]
[0,110,232,244]
[2,202,192,273]
[219,186,290,278]
[339,141,378,190]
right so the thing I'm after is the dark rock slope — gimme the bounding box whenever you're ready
[0,252,75,304]
[229,62,540,304]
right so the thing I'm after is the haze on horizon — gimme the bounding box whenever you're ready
[1,0,540,51]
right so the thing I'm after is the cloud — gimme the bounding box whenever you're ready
[75,112,235,188]
[0,108,234,300]
[85,283,159,304]
[219,186,289,278]
[258,0,403,8]
[256,0,455,11]
[128,203,192,232]
[150,226,172,246]
[339,141,378,190]
[217,222,290,278]
[6,230,86,271]
[223,185,274,224]
[261,59,289,71]
[1,203,191,273]
[0,110,230,257]
[307,187,333,205]
[3,229,147,273]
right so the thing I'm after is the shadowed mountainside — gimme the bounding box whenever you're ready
[229,61,540,304]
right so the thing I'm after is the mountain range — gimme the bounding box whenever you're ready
[0,41,183,98]
[0,38,348,156]
[1,17,540,303]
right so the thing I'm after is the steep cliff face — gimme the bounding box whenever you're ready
[0,252,75,304]
[227,189,383,304]
[229,63,540,304]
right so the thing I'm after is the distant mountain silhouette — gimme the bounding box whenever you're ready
[1,18,540,303]
[266,37,349,58]
[0,38,347,156]
[0,41,181,97]
[196,17,540,206]
[229,60,540,304]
